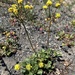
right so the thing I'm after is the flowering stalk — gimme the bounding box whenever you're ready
[47,18,52,48]
[49,6,51,18]
[47,5,51,48]
[21,20,36,53]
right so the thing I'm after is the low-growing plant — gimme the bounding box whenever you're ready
[15,48,61,75]
[0,30,18,57]
[56,30,75,47]
[8,0,36,52]
[7,0,63,74]
[71,20,75,27]
[42,0,62,48]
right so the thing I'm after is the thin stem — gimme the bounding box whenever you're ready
[47,20,51,48]
[49,6,51,18]
[22,21,36,53]
[47,6,51,48]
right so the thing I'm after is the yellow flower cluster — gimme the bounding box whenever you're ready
[8,4,18,15]
[26,64,32,71]
[6,32,10,37]
[43,5,48,9]
[55,2,60,7]
[38,62,44,68]
[11,4,17,8]
[8,8,13,13]
[14,64,20,70]
[55,13,61,18]
[17,0,23,4]
[30,5,33,9]
[43,0,61,9]
[43,0,52,10]
[46,0,52,6]
[24,5,33,9]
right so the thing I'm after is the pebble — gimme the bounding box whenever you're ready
[0,0,75,75]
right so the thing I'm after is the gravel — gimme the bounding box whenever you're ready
[0,0,75,75]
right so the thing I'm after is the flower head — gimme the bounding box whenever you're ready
[13,8,18,15]
[38,62,44,68]
[55,13,61,18]
[26,64,32,71]
[6,32,10,37]
[43,5,48,9]
[17,0,23,4]
[14,64,20,70]
[8,7,13,13]
[55,2,60,7]
[2,46,6,50]
[46,0,52,6]
[24,5,30,9]
[11,4,17,8]
[29,5,33,9]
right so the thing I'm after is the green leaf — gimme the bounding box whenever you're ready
[41,49,45,52]
[25,58,30,62]
[33,64,38,71]
[51,65,55,69]
[21,69,26,73]
[53,51,57,56]
[7,52,11,56]
[29,72,33,75]
[37,69,43,75]
[48,61,52,65]
[32,53,37,57]
[57,53,62,57]
[45,61,52,68]
[45,55,49,58]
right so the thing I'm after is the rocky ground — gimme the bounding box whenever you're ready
[0,0,75,75]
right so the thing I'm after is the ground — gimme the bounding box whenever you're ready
[0,0,75,75]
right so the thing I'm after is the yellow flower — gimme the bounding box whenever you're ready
[6,32,10,37]
[3,31,7,34]
[46,0,52,6]
[13,8,18,15]
[26,64,32,71]
[17,0,23,4]
[43,5,48,9]
[38,62,44,68]
[2,46,6,50]
[55,2,60,7]
[24,5,30,9]
[14,64,20,70]
[11,4,17,8]
[8,7,13,13]
[47,18,50,20]
[29,5,33,9]
[55,13,61,18]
